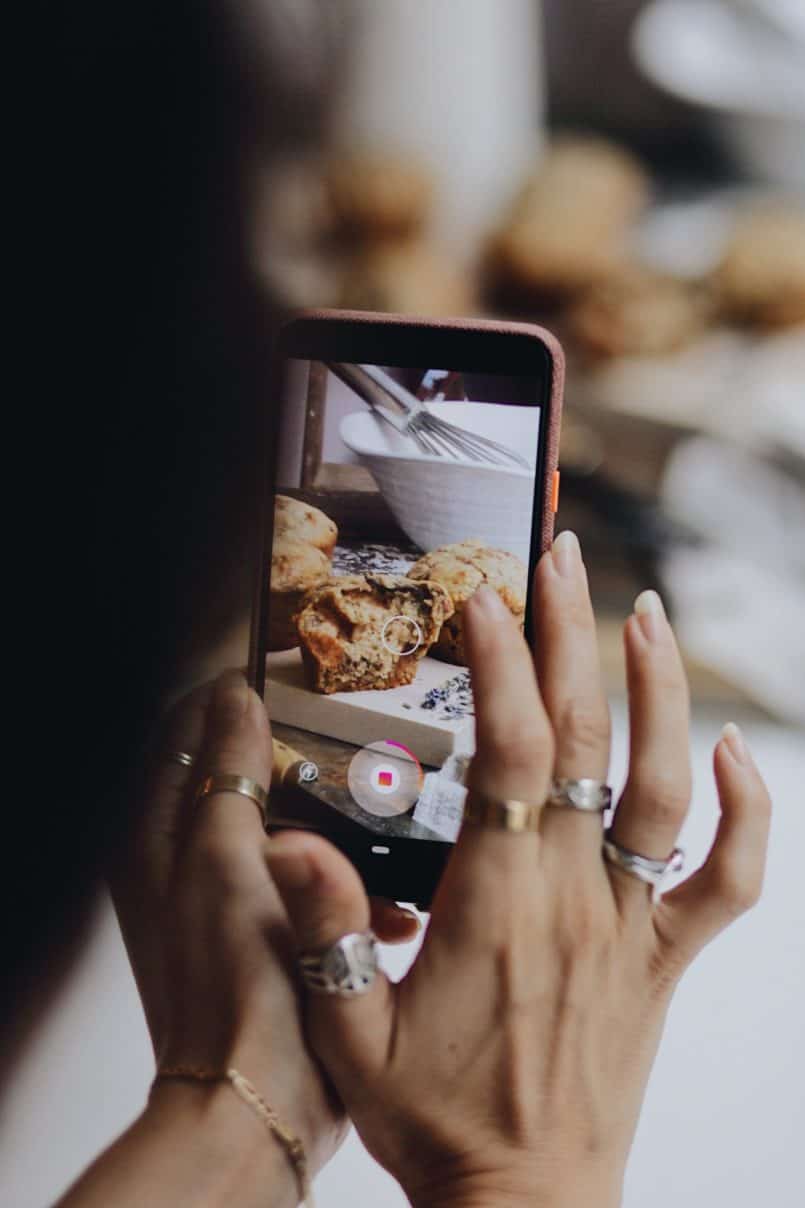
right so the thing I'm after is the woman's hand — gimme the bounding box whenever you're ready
[68,670,417,1208]
[265,533,772,1208]
[110,673,344,1173]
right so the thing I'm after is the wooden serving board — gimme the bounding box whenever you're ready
[266,649,474,769]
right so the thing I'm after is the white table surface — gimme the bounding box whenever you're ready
[2,700,803,1208]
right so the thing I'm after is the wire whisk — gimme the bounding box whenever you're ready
[327,362,531,470]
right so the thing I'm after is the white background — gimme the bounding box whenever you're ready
[1,701,803,1208]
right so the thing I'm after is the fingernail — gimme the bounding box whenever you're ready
[471,584,510,622]
[721,721,749,766]
[267,846,314,892]
[633,589,666,642]
[399,907,422,932]
[552,530,582,577]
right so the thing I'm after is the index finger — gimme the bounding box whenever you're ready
[466,587,553,802]
[430,586,554,945]
[183,671,272,880]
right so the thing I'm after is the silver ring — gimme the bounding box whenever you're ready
[298,931,379,997]
[167,750,195,768]
[602,832,684,903]
[548,778,612,813]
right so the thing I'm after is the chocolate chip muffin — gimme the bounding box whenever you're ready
[296,574,454,694]
[274,495,338,557]
[409,540,528,665]
[268,537,332,651]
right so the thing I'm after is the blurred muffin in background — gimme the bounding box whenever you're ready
[321,150,474,316]
[325,151,433,242]
[485,137,651,308]
[714,205,805,328]
[338,238,474,316]
[567,266,716,359]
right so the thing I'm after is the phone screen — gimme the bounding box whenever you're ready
[263,358,547,849]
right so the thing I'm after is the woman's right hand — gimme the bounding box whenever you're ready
[266,532,772,1208]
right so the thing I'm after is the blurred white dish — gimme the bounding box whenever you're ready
[633,189,752,277]
[729,0,805,45]
[571,324,805,460]
[340,402,538,563]
[634,0,805,188]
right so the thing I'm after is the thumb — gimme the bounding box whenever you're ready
[267,830,395,1080]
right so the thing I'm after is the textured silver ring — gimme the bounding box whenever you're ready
[167,750,195,768]
[298,931,379,997]
[548,778,612,813]
[602,832,684,903]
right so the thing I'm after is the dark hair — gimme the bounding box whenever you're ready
[4,0,336,1068]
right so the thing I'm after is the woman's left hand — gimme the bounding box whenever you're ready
[98,670,417,1208]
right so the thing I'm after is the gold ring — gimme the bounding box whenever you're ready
[463,793,542,833]
[195,774,268,827]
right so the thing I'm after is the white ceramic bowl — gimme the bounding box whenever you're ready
[339,402,539,563]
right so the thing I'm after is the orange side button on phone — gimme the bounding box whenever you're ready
[551,470,560,513]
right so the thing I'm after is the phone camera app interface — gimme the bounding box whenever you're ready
[348,740,423,818]
[265,362,544,845]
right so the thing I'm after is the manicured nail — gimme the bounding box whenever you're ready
[633,589,666,641]
[721,721,749,766]
[552,529,582,577]
[471,584,510,622]
[397,907,423,932]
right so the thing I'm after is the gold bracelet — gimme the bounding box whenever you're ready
[153,1064,313,1207]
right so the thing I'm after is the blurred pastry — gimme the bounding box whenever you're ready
[325,152,433,241]
[297,574,454,694]
[268,537,332,651]
[409,540,527,665]
[486,137,650,305]
[714,205,805,328]
[338,238,474,316]
[567,266,715,359]
[274,494,338,557]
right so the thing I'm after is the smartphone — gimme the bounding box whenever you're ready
[252,309,563,908]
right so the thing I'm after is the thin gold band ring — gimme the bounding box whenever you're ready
[195,774,268,827]
[463,794,542,833]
